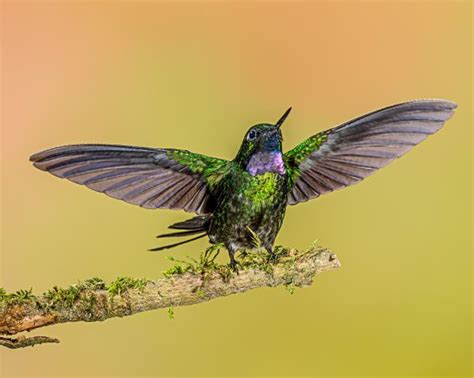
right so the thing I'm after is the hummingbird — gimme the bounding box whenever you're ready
[30,99,456,269]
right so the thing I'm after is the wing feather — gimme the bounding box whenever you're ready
[285,99,457,205]
[30,144,229,214]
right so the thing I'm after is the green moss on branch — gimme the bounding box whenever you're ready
[0,244,340,349]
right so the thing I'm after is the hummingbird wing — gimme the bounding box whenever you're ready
[284,99,457,205]
[30,144,230,214]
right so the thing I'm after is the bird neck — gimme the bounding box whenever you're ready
[246,151,285,176]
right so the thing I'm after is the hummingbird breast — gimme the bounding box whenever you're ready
[208,166,288,250]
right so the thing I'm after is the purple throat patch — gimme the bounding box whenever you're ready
[246,151,285,176]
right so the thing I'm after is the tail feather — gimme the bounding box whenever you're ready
[149,233,207,252]
[150,214,211,251]
[168,215,210,230]
[156,229,206,238]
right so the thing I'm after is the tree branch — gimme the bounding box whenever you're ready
[0,245,340,349]
[0,335,60,349]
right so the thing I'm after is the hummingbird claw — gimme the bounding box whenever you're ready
[266,246,278,264]
[229,258,240,273]
[226,244,240,272]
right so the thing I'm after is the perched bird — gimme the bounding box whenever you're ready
[30,99,456,268]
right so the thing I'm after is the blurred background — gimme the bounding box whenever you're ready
[1,1,471,377]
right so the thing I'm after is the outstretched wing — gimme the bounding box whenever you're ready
[284,99,457,205]
[30,144,230,214]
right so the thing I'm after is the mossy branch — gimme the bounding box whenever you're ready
[0,245,340,349]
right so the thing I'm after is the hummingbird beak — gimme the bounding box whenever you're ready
[275,107,292,129]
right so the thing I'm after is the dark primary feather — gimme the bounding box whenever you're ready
[30,144,227,214]
[285,99,457,204]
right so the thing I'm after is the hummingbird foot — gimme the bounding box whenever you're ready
[266,245,279,264]
[226,244,240,272]
[229,258,239,272]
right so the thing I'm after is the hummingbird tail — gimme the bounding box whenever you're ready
[168,215,211,231]
[149,233,207,252]
[149,214,211,251]
[156,229,207,238]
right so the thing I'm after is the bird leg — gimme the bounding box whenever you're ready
[226,244,238,271]
[265,244,278,263]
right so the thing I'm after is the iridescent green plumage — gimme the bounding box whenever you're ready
[285,131,329,165]
[30,100,457,268]
[165,149,229,188]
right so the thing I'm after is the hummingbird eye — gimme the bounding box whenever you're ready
[247,129,259,141]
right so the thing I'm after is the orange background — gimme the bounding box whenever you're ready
[1,1,472,377]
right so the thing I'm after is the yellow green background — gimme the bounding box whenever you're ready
[1,1,472,377]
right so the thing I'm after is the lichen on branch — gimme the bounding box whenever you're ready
[0,244,340,349]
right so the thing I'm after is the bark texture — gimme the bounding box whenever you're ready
[0,246,340,349]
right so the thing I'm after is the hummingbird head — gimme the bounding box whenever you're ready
[236,107,292,175]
